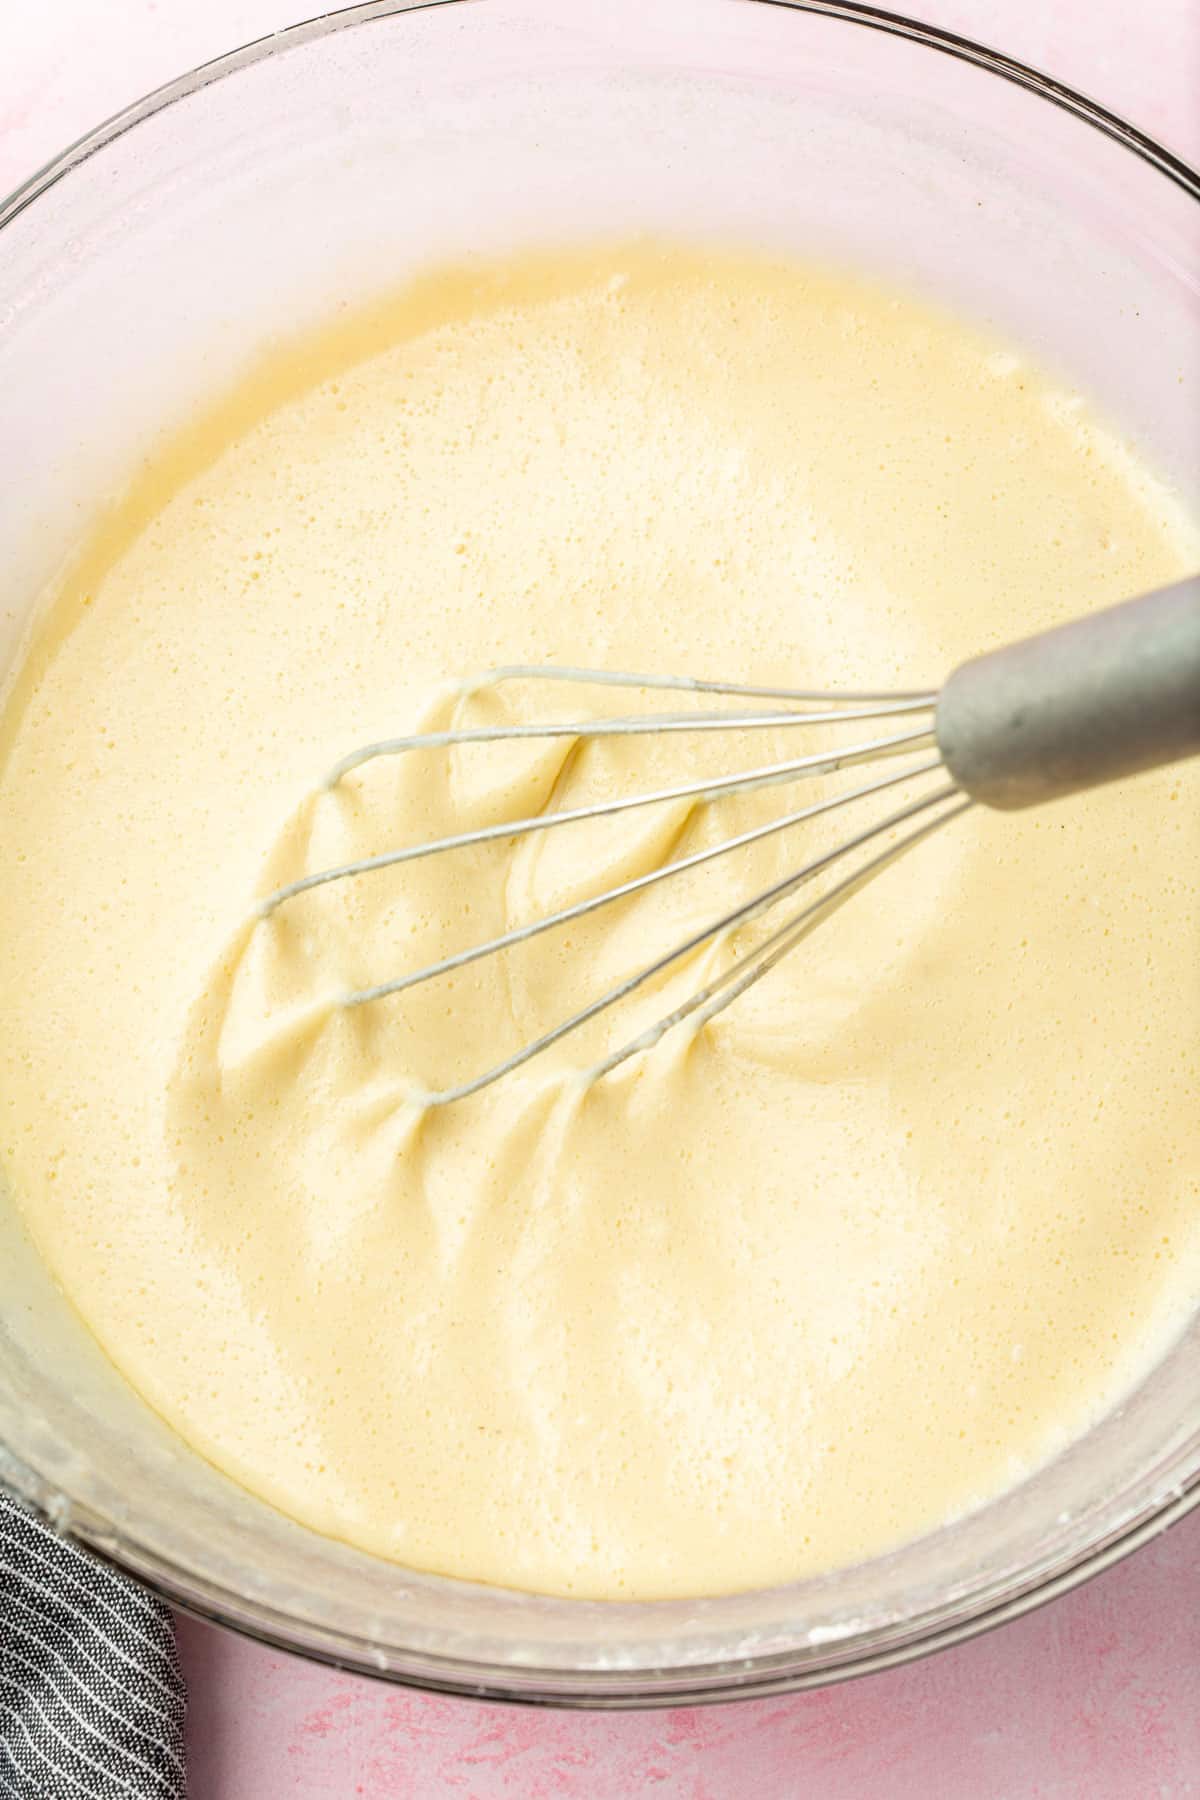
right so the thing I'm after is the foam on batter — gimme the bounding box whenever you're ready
[1,243,1197,1598]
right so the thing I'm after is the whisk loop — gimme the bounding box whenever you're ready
[259,666,955,1102]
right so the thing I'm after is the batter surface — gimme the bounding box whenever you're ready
[1,244,1197,1598]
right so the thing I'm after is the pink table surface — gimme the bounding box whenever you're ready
[4,2,1199,1795]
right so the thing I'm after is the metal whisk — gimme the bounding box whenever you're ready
[260,578,1200,1105]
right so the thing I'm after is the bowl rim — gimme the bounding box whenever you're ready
[1,0,1197,1705]
[2,0,1198,238]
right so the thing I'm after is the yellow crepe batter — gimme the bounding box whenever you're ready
[1,244,1197,1599]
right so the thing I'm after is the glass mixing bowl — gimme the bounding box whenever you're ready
[1,0,1197,1706]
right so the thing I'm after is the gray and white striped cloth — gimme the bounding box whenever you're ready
[0,1493,185,1799]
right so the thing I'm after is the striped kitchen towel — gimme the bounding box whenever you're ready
[0,1493,185,1799]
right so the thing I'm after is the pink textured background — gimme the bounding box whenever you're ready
[3,3,1199,1794]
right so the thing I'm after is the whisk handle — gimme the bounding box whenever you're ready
[935,577,1200,810]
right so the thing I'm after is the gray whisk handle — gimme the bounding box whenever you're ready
[935,576,1200,810]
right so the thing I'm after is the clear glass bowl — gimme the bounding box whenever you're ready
[1,0,1197,1705]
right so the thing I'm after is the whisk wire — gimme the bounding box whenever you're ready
[444,663,936,702]
[326,696,937,785]
[262,723,938,916]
